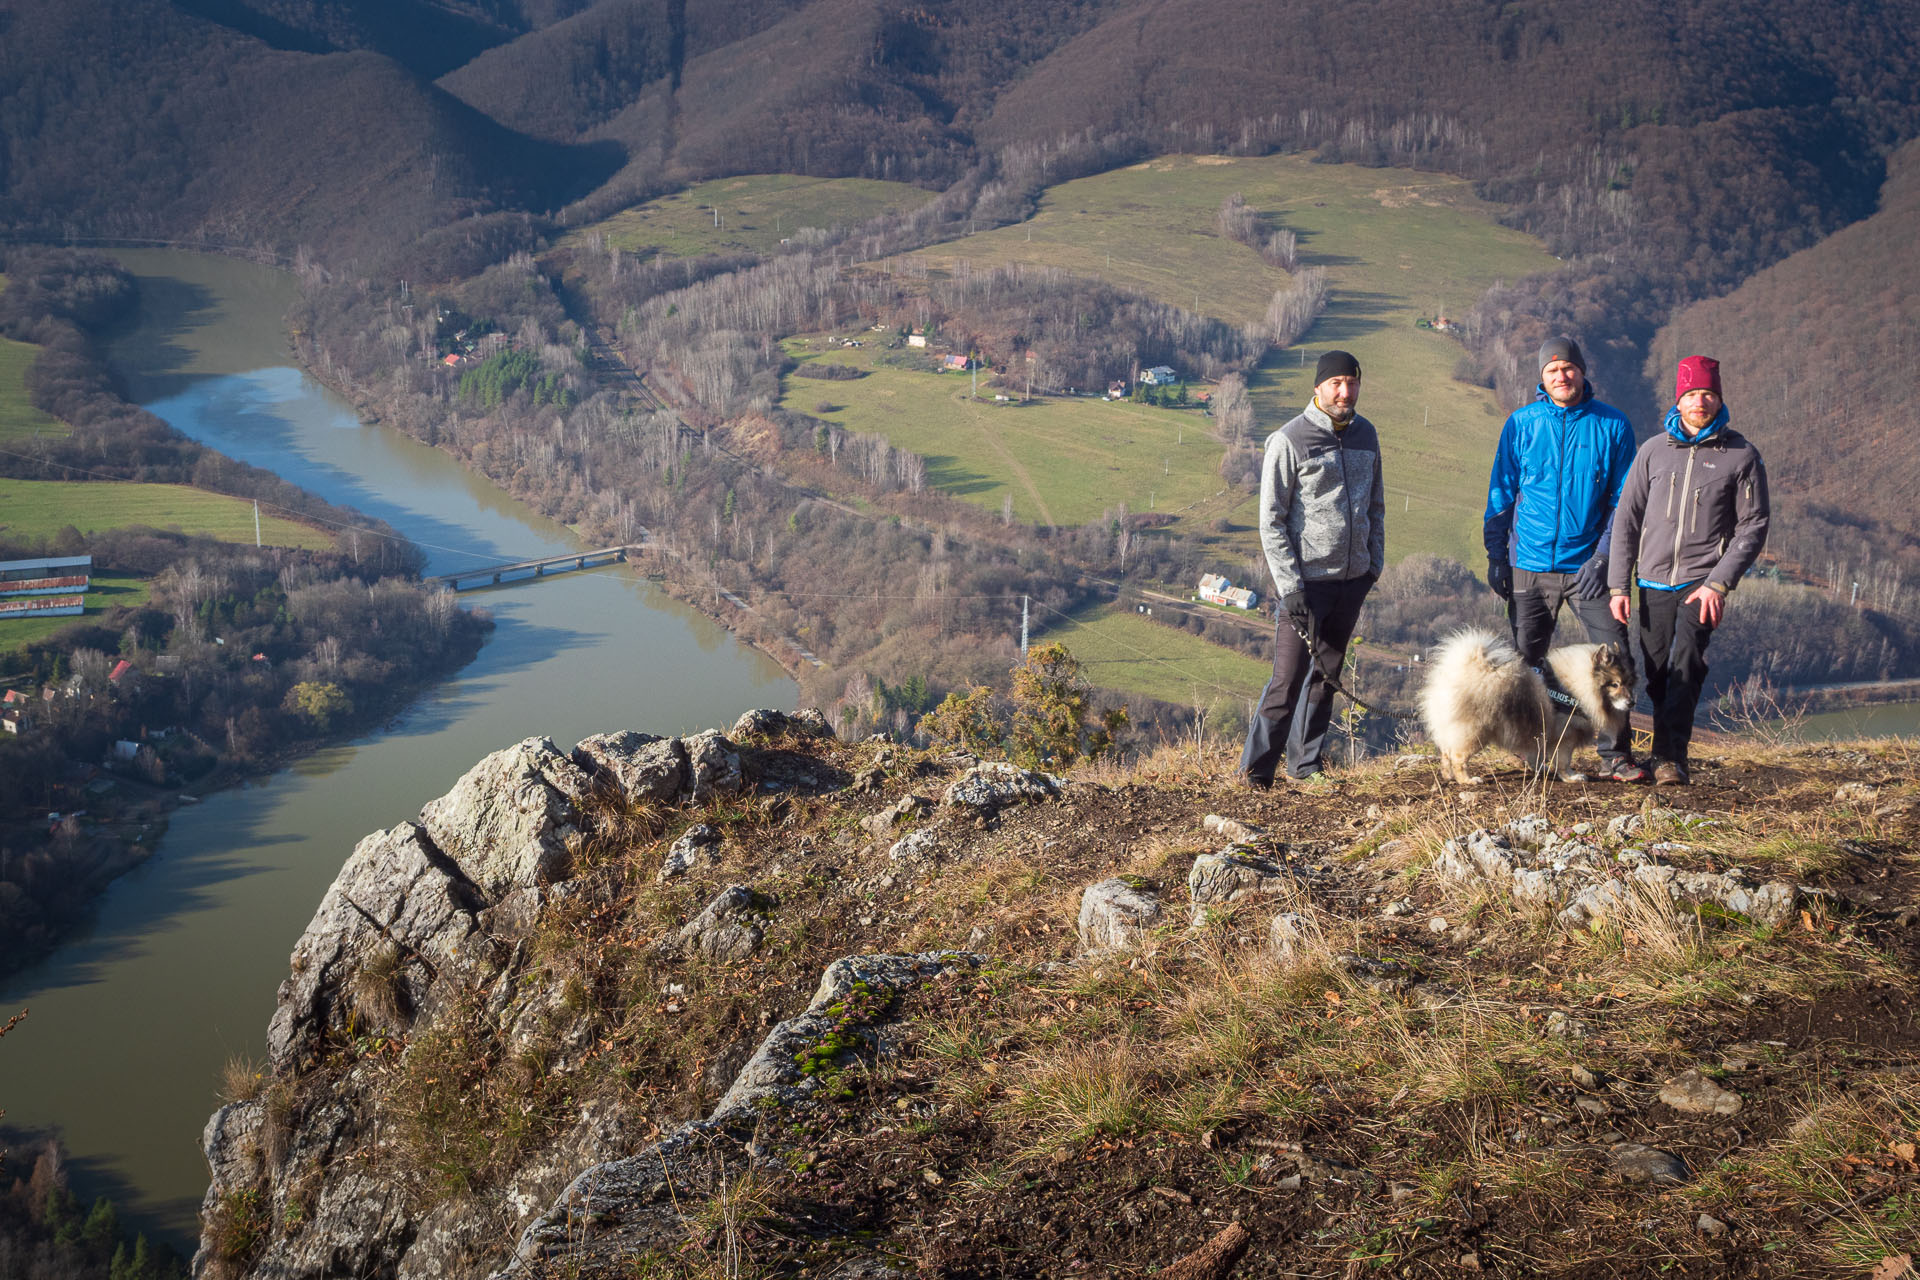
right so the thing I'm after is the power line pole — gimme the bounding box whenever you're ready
[1021,595,1030,657]
[253,501,261,548]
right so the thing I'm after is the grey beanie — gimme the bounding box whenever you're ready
[1537,336,1587,373]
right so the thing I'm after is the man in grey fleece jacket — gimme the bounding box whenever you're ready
[1238,350,1385,785]
[1607,356,1770,785]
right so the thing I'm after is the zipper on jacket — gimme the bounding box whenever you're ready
[1337,427,1353,577]
[1554,404,1570,564]
[1691,488,1702,535]
[1669,447,1698,584]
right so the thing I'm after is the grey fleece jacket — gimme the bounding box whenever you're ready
[1607,411,1769,596]
[1257,400,1386,600]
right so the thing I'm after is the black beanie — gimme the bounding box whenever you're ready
[1314,350,1361,385]
[1537,336,1587,373]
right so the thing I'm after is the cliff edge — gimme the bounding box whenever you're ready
[198,720,1920,1278]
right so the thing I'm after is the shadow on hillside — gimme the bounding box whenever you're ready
[1308,290,1401,342]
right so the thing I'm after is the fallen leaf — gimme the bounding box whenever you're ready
[1892,1142,1917,1163]
[1869,1254,1912,1280]
[1324,989,1344,1006]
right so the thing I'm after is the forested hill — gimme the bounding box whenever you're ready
[6,0,1918,291]
[1648,135,1920,605]
[0,0,620,263]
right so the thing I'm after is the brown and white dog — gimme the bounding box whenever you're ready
[1418,628,1635,785]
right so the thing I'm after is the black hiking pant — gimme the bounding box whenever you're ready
[1637,586,1716,765]
[1239,575,1373,782]
[1508,568,1634,766]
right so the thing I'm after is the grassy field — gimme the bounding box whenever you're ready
[780,337,1224,526]
[0,273,69,444]
[564,175,938,259]
[0,479,336,550]
[1041,601,1268,717]
[901,153,1561,568]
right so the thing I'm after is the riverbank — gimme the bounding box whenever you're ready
[0,249,794,1253]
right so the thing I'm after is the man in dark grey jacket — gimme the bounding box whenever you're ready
[1608,356,1770,785]
[1238,350,1385,786]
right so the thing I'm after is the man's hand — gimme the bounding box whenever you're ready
[1687,584,1724,626]
[1574,554,1609,600]
[1487,561,1512,601]
[1608,594,1631,626]
[1283,591,1313,640]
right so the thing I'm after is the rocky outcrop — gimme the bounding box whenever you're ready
[1433,815,1801,929]
[941,762,1062,815]
[499,951,980,1278]
[1077,877,1164,951]
[419,737,592,898]
[198,717,786,1280]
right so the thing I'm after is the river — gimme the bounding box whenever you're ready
[0,250,794,1251]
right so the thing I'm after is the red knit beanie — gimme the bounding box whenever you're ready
[1675,355,1722,400]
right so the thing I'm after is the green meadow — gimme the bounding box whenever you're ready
[0,479,336,550]
[566,174,937,259]
[1040,601,1268,716]
[0,273,68,444]
[780,337,1223,527]
[903,153,1560,568]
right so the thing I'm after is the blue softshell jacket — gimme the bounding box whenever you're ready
[1482,385,1637,573]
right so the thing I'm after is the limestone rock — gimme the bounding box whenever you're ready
[862,792,933,837]
[1078,878,1163,951]
[573,731,685,806]
[502,953,981,1276]
[659,823,721,881]
[1609,1143,1689,1185]
[1834,781,1879,803]
[420,736,591,897]
[267,821,483,1068]
[887,829,939,864]
[1202,814,1264,844]
[1269,911,1318,962]
[1436,816,1800,930]
[675,885,774,962]
[1188,850,1301,915]
[200,1100,265,1199]
[1659,1068,1743,1116]
[680,729,745,803]
[941,762,1062,814]
[731,707,834,741]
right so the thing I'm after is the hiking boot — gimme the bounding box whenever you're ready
[1653,759,1691,786]
[1604,758,1651,784]
[1236,772,1275,792]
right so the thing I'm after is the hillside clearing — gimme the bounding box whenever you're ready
[0,479,336,550]
[780,337,1223,527]
[901,154,1560,569]
[564,174,938,259]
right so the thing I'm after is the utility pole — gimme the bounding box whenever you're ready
[253,501,261,548]
[1021,595,1030,657]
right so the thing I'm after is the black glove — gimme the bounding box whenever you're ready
[1283,591,1313,640]
[1574,553,1609,601]
[1487,561,1513,601]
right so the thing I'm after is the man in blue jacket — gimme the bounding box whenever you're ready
[1483,336,1647,782]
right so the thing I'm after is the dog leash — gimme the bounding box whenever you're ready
[1285,614,1420,721]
